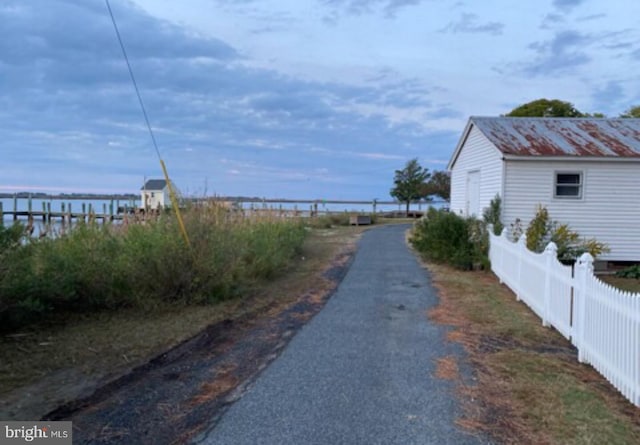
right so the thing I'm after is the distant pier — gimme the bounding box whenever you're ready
[0,195,141,226]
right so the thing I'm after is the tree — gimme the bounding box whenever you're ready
[505,98,585,117]
[419,170,450,201]
[620,105,640,118]
[390,159,430,216]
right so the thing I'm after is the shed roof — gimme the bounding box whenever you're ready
[141,179,167,190]
[471,117,640,158]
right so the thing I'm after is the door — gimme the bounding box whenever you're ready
[466,170,480,217]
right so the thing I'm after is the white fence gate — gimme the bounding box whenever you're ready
[489,228,640,407]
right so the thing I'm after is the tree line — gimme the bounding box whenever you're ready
[504,98,640,118]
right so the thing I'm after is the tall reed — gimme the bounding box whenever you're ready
[0,205,306,331]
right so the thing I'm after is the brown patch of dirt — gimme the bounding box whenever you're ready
[189,365,239,408]
[40,244,357,445]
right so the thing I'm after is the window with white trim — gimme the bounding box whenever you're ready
[554,172,582,199]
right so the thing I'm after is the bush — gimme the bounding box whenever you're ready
[0,208,307,331]
[0,222,25,253]
[483,194,504,236]
[519,206,609,261]
[411,208,487,270]
[307,212,352,228]
[615,264,640,279]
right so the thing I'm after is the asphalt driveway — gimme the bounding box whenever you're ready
[194,224,488,445]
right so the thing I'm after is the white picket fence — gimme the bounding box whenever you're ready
[489,228,640,407]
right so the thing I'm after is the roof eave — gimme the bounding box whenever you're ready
[447,118,475,171]
[502,154,640,162]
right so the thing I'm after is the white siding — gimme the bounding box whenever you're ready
[503,161,640,261]
[450,125,504,217]
[141,188,168,209]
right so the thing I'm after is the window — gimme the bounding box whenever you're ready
[151,192,155,198]
[554,172,582,198]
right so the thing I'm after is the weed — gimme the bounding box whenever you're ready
[615,264,640,279]
[0,208,308,332]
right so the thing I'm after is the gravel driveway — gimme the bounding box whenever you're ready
[195,224,488,445]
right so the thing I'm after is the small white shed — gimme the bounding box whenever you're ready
[448,117,640,262]
[141,179,170,210]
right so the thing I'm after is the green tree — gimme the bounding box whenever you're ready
[505,98,585,117]
[419,170,450,201]
[620,105,640,118]
[390,159,430,216]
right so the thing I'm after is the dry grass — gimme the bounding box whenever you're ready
[423,261,640,444]
[0,224,368,420]
[434,355,460,380]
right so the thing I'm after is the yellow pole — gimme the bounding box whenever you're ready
[160,159,190,248]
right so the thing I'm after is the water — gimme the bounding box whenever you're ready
[1,197,447,237]
[1,197,140,237]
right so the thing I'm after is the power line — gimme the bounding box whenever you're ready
[105,0,162,161]
[105,0,190,247]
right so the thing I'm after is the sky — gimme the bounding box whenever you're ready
[1,0,639,199]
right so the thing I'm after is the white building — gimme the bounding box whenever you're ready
[448,117,640,262]
[141,179,170,210]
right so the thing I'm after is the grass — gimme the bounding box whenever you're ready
[0,206,308,331]
[0,224,367,420]
[600,276,640,294]
[423,261,640,444]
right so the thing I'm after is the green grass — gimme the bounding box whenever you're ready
[600,276,640,294]
[0,207,307,332]
[0,224,366,420]
[425,262,640,444]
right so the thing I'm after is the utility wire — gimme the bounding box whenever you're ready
[105,0,162,161]
[105,0,190,247]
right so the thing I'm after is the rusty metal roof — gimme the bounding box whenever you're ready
[471,117,640,157]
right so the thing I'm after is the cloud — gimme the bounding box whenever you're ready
[591,80,625,115]
[540,13,565,29]
[321,0,425,19]
[594,29,640,61]
[440,13,504,35]
[523,30,592,76]
[553,0,586,13]
[0,0,456,198]
[577,13,607,22]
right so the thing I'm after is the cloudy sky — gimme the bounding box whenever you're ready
[1,0,639,199]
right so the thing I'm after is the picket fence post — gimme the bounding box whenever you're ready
[542,242,557,327]
[515,233,526,301]
[575,252,594,364]
[498,227,508,283]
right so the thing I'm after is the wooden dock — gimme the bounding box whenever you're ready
[0,196,140,225]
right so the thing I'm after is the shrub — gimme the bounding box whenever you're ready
[411,208,487,270]
[515,206,609,261]
[483,194,504,236]
[615,264,640,279]
[307,212,352,228]
[0,222,24,253]
[0,208,307,331]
